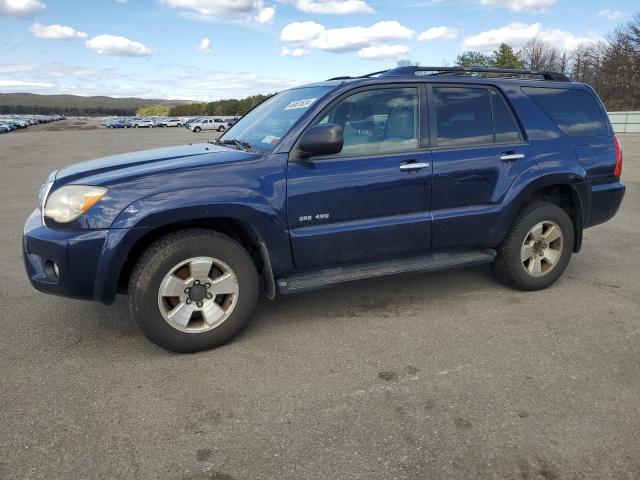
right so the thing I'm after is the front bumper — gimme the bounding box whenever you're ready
[23,209,112,301]
[22,207,156,304]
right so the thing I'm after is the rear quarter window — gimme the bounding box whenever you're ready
[522,87,609,137]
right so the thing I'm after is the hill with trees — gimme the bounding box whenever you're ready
[0,93,189,116]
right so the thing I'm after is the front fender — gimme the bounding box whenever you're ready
[111,186,293,274]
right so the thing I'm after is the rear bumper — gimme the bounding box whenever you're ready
[585,181,625,228]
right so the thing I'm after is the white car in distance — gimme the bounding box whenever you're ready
[188,118,228,133]
[158,118,183,127]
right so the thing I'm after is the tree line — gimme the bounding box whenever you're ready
[168,94,274,117]
[452,12,640,110]
[0,104,136,116]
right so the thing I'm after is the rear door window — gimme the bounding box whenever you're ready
[434,87,493,147]
[491,90,521,143]
[522,87,609,137]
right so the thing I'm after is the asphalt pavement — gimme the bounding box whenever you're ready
[1,119,639,479]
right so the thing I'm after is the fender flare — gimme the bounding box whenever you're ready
[496,168,587,252]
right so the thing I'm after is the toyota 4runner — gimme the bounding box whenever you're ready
[23,66,625,352]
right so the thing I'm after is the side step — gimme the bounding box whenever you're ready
[276,249,496,295]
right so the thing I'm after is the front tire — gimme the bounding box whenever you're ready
[492,201,574,291]
[194,126,201,133]
[128,229,259,353]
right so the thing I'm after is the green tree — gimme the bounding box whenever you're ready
[491,43,524,69]
[455,51,493,67]
[136,104,170,116]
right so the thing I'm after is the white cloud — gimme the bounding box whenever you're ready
[281,20,414,55]
[283,0,373,14]
[462,22,602,53]
[0,61,307,99]
[0,79,54,89]
[280,46,309,57]
[358,44,410,60]
[0,0,45,17]
[280,21,326,43]
[115,0,126,3]
[479,0,555,13]
[159,0,276,23]
[255,6,275,23]
[598,9,624,20]
[86,34,152,56]
[30,22,87,40]
[418,26,458,41]
[197,37,212,54]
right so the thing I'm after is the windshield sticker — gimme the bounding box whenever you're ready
[284,98,317,110]
[261,135,281,145]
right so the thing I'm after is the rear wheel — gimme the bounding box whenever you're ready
[128,229,259,352]
[217,126,225,132]
[492,201,574,291]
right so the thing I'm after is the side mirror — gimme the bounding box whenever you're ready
[296,123,343,160]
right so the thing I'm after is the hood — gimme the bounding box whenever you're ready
[55,143,252,186]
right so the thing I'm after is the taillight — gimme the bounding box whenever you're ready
[614,135,623,177]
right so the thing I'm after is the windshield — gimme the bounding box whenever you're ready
[219,86,334,153]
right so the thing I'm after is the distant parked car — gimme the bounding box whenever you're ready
[133,118,156,128]
[158,118,183,127]
[188,118,226,133]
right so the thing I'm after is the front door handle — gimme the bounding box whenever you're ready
[399,161,430,171]
[500,152,525,162]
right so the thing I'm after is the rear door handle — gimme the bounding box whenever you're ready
[399,162,430,171]
[500,152,525,162]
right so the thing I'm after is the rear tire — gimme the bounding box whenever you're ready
[492,201,574,291]
[217,126,225,132]
[128,229,259,353]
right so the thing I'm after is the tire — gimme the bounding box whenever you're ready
[194,126,201,133]
[177,123,182,128]
[492,201,574,291]
[128,229,259,353]
[134,124,139,128]
[217,126,225,132]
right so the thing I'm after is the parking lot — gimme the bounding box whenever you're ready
[1,118,639,479]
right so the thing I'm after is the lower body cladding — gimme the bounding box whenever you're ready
[22,209,144,304]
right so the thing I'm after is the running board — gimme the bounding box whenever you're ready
[276,249,496,295]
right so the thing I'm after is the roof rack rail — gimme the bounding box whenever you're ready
[326,70,389,81]
[381,66,570,82]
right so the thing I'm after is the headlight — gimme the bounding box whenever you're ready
[44,185,108,223]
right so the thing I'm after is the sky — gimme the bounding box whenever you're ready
[0,0,636,100]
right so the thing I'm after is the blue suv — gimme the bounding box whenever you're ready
[23,66,625,352]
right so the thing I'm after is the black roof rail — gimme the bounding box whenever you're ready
[326,70,389,81]
[380,66,570,82]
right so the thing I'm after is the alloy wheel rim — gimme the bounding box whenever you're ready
[157,256,239,333]
[520,221,564,277]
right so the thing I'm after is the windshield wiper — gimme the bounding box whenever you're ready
[210,138,256,153]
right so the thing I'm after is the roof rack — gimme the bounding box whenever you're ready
[382,66,571,82]
[326,70,388,81]
[326,66,570,82]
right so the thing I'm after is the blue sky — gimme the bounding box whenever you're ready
[0,0,636,100]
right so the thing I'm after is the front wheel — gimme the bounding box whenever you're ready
[194,126,201,133]
[128,229,259,352]
[492,201,574,291]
